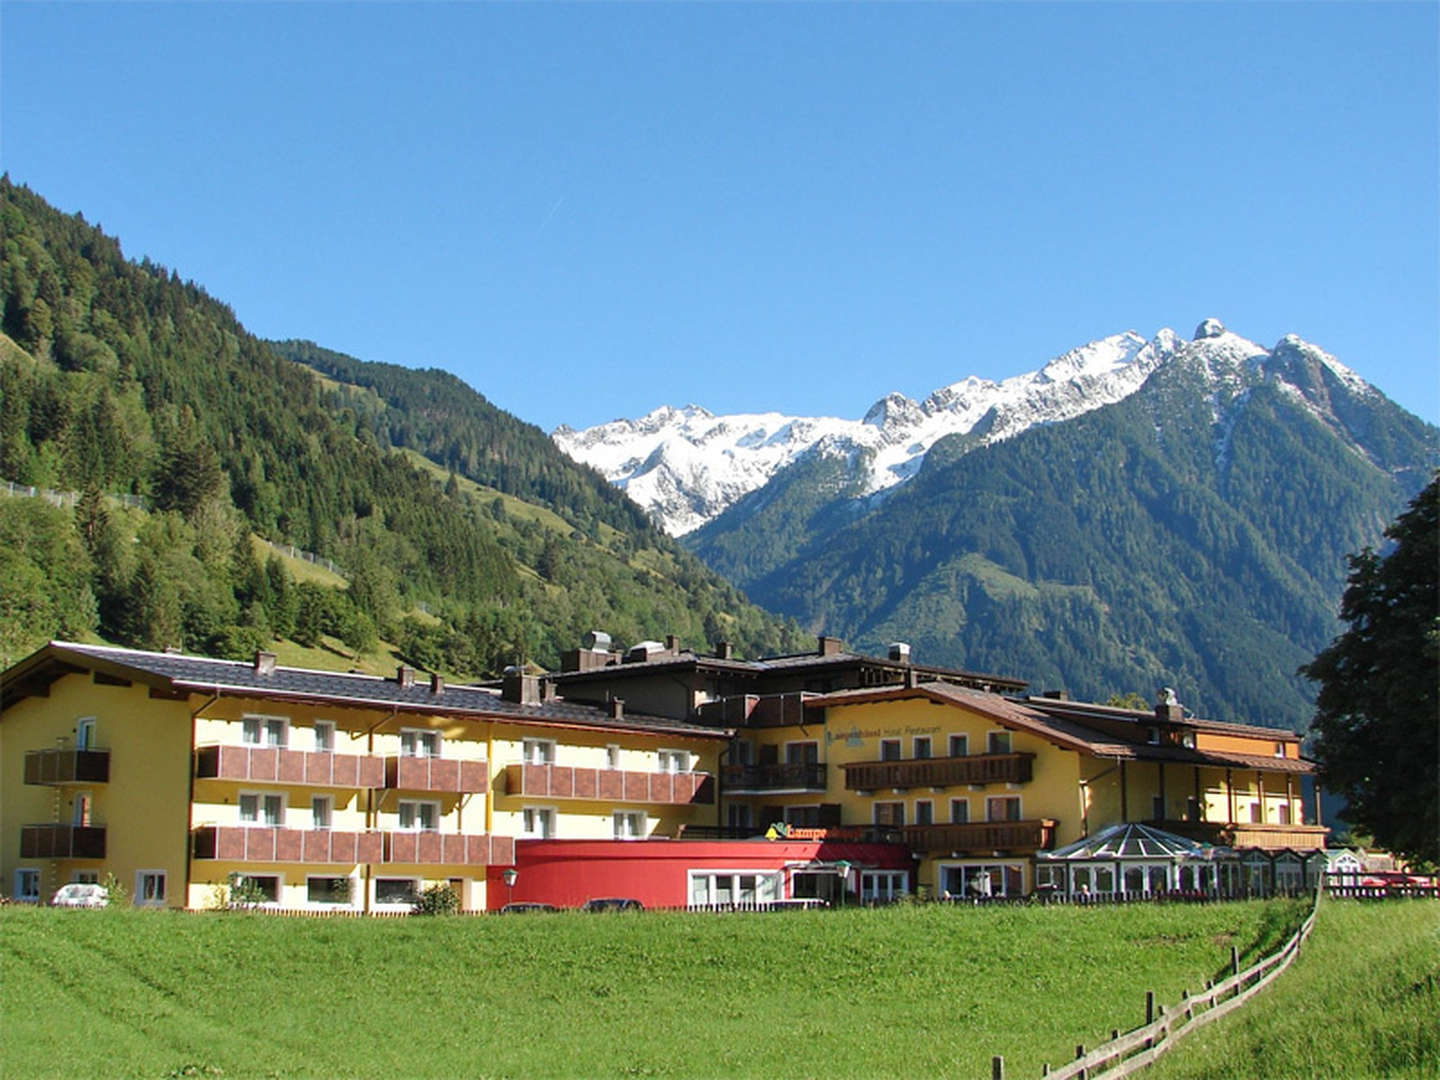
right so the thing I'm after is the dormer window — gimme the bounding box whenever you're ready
[1181,732,1196,749]
[1274,742,1286,758]
[1147,727,1161,745]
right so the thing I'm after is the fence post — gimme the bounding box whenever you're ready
[1231,945,1240,977]
[991,1055,1004,1080]
[1146,989,1156,1025]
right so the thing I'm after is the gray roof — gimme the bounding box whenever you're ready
[6,642,729,739]
[1037,823,1226,861]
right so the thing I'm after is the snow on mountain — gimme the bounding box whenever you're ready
[552,322,1371,536]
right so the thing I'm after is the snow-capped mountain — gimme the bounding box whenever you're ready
[553,320,1376,536]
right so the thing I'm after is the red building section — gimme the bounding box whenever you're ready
[486,838,914,910]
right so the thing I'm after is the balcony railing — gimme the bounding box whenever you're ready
[1154,820,1330,852]
[720,762,827,792]
[20,823,106,859]
[897,818,1057,854]
[190,825,514,866]
[24,748,110,785]
[384,756,488,794]
[840,753,1034,792]
[195,745,384,788]
[504,763,714,805]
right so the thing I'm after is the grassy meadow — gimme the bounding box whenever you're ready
[0,899,1319,1080]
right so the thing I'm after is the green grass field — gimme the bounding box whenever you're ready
[0,899,1323,1080]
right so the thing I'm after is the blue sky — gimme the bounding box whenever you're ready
[3,3,1436,430]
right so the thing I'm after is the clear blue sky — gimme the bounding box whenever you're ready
[3,3,1436,430]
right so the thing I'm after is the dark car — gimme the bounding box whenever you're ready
[582,897,644,912]
[500,902,558,914]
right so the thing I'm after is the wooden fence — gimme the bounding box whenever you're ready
[990,887,1322,1080]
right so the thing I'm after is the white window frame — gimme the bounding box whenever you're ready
[134,869,167,906]
[873,801,905,826]
[239,790,286,827]
[14,868,41,902]
[523,738,556,765]
[76,717,97,750]
[612,809,647,839]
[879,738,902,762]
[914,798,934,826]
[374,877,421,907]
[311,794,334,830]
[71,870,100,884]
[987,731,1012,755]
[912,736,932,759]
[950,797,969,824]
[949,733,969,758]
[938,860,1026,899]
[242,714,289,748]
[397,799,441,832]
[521,806,557,839]
[860,870,908,902]
[313,720,336,753]
[234,872,284,906]
[400,728,442,758]
[658,749,691,773]
[687,869,782,907]
[986,794,1022,822]
[305,874,357,908]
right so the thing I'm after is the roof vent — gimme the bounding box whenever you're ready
[430,673,445,696]
[582,630,613,651]
[817,635,844,657]
[888,642,912,664]
[254,651,277,676]
[715,641,734,660]
[626,641,665,663]
[396,665,416,690]
[608,698,625,721]
[665,634,681,653]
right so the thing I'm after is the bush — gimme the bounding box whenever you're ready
[412,883,459,916]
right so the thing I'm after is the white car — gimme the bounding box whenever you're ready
[50,883,108,908]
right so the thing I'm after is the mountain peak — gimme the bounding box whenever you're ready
[1194,317,1227,340]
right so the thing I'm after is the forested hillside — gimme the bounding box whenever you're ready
[693,348,1436,729]
[0,178,805,672]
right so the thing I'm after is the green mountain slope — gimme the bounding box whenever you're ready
[693,348,1436,729]
[0,177,805,671]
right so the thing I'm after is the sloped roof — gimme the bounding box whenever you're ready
[2,642,729,739]
[1037,823,1226,861]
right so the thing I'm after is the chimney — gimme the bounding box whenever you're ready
[502,666,541,705]
[904,666,919,689]
[254,651,277,676]
[1154,687,1184,723]
[888,642,912,664]
[429,673,445,696]
[608,698,625,721]
[665,634,681,653]
[817,635,844,657]
[396,665,416,690]
[715,641,734,660]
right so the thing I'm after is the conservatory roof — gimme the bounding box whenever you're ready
[1036,823,1226,862]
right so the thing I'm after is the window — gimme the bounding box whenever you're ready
[523,738,556,765]
[727,804,753,830]
[785,742,818,765]
[987,731,1011,755]
[1274,742,1286,758]
[398,800,440,831]
[311,796,333,830]
[874,801,905,826]
[1147,727,1162,745]
[313,721,335,753]
[135,870,167,906]
[784,805,821,827]
[375,878,419,906]
[730,739,753,766]
[914,800,933,826]
[401,729,441,758]
[941,863,1024,898]
[76,717,96,749]
[242,715,288,747]
[1277,803,1292,825]
[949,734,969,758]
[71,870,100,884]
[72,792,93,827]
[239,792,285,826]
[522,807,556,839]
[912,736,932,760]
[658,749,691,773]
[307,876,354,905]
[1186,796,1203,822]
[950,798,969,824]
[1250,802,1263,824]
[880,739,901,762]
[861,871,907,903]
[234,874,280,904]
[606,744,621,770]
[986,796,1021,822]
[613,810,646,839]
[688,870,781,907]
[14,868,40,902]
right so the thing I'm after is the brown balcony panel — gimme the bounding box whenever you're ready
[721,762,827,791]
[386,756,489,794]
[23,748,111,786]
[192,826,382,863]
[195,746,384,788]
[840,753,1034,792]
[20,824,106,859]
[384,831,499,866]
[900,818,1056,854]
[508,764,713,804]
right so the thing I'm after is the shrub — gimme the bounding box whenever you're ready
[412,883,459,916]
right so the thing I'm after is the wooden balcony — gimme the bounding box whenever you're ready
[504,763,714,805]
[720,762,827,793]
[24,748,110,785]
[192,825,383,863]
[1154,820,1329,852]
[384,755,488,794]
[194,745,384,788]
[20,824,106,859]
[840,753,1033,792]
[384,831,514,866]
[898,818,1057,854]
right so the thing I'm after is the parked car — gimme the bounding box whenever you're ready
[50,883,108,908]
[582,897,644,912]
[500,902,558,914]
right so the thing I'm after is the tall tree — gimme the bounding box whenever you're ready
[1302,474,1439,866]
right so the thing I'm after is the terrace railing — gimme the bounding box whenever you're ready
[721,762,827,792]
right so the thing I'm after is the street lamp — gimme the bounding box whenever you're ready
[502,867,518,907]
